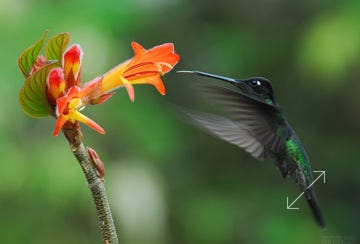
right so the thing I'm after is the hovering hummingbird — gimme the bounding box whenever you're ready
[178,70,325,228]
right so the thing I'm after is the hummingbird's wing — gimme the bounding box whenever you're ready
[185,84,291,160]
[182,109,265,158]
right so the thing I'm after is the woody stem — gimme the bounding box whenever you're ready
[63,126,119,244]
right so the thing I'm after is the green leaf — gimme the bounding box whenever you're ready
[46,33,70,66]
[19,63,55,117]
[17,31,48,78]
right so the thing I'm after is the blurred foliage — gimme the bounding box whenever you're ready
[1,0,359,243]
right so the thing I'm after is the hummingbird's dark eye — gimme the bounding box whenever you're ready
[251,80,261,86]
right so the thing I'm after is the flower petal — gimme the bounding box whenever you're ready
[53,114,68,136]
[130,42,180,74]
[63,44,82,87]
[131,42,147,57]
[120,76,135,102]
[129,74,165,95]
[47,67,65,101]
[72,110,105,134]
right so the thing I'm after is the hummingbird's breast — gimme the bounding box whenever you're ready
[284,134,314,185]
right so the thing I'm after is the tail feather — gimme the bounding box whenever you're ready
[305,188,326,229]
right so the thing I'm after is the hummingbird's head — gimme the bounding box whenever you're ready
[178,71,277,106]
[235,77,276,106]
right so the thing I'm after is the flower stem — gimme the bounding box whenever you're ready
[63,125,119,243]
[73,142,118,243]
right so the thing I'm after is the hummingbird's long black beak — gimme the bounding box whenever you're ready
[177,70,241,85]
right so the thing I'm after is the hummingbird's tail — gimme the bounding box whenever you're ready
[305,188,326,229]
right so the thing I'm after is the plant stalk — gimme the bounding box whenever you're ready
[63,126,119,244]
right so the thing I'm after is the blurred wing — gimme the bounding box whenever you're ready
[183,109,265,159]
[190,84,290,159]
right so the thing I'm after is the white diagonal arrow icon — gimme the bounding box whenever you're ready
[286,171,325,210]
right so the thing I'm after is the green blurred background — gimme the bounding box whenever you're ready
[1,0,359,243]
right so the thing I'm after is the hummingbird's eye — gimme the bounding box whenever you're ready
[250,80,261,86]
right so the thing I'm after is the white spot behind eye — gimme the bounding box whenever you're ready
[256,80,261,85]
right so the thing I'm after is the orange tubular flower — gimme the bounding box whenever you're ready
[46,41,179,136]
[100,42,180,102]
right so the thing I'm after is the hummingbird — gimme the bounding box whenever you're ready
[178,70,325,228]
